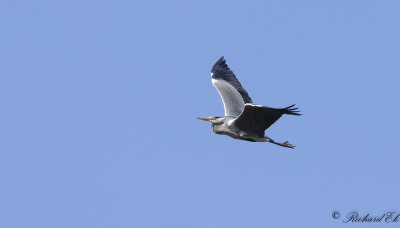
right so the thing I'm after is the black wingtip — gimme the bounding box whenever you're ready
[211,56,228,73]
[283,104,301,116]
[217,56,225,65]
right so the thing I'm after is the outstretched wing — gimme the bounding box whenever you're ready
[211,56,253,117]
[232,104,301,137]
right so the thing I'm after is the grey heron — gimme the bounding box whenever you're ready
[197,56,301,148]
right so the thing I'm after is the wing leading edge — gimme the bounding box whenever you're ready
[211,56,253,117]
[211,56,252,103]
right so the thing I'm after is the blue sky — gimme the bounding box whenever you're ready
[1,0,399,227]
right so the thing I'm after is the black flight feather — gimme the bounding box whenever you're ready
[211,56,253,104]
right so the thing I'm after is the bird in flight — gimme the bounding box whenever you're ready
[197,56,301,148]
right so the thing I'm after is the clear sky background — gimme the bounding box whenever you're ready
[1,0,399,227]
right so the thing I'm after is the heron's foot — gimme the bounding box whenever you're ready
[280,141,295,149]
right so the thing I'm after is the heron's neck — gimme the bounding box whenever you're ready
[213,118,226,125]
[211,118,227,134]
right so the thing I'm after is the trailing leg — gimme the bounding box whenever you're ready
[264,136,295,149]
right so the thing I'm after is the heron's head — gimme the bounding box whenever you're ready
[196,116,225,125]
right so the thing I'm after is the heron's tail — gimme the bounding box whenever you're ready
[282,104,301,116]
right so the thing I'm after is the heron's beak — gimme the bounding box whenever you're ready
[197,117,212,122]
